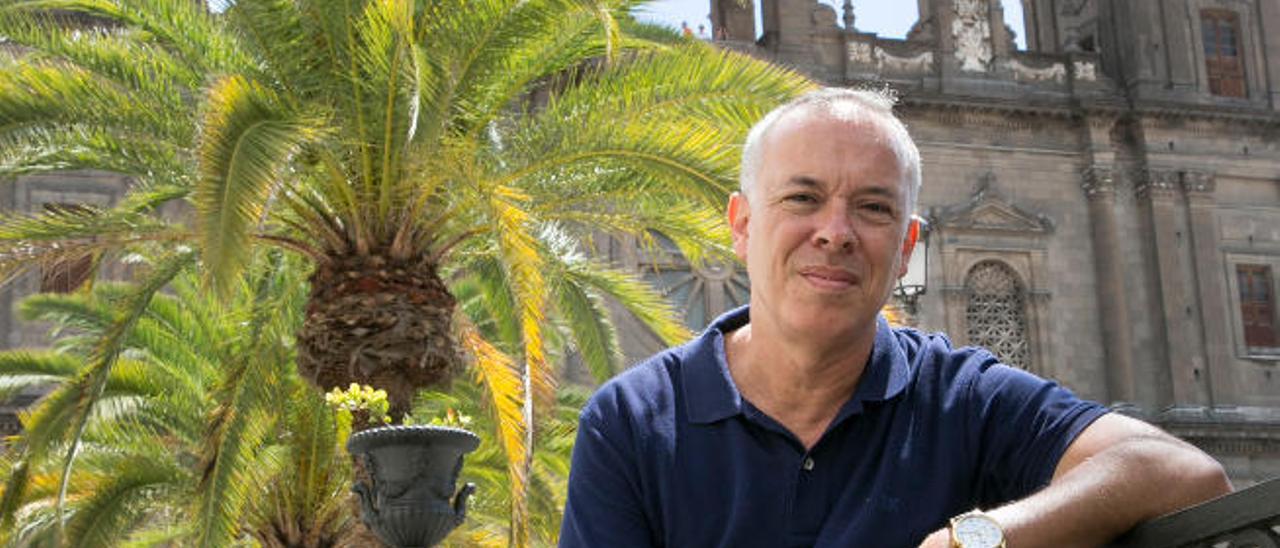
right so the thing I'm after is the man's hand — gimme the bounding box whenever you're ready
[917,529,950,548]
[921,413,1231,548]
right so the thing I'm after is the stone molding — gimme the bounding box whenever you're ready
[900,99,1078,131]
[1181,170,1216,196]
[932,173,1055,234]
[1133,168,1182,200]
[1080,165,1118,199]
[1132,168,1218,200]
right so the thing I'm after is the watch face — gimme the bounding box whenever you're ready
[954,515,1003,548]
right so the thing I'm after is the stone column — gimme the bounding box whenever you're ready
[1181,171,1238,408]
[1027,289,1054,379]
[1136,167,1208,409]
[1082,165,1137,406]
[1258,0,1280,108]
[711,0,755,41]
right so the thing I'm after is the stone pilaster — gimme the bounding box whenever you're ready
[1136,167,1209,409]
[1180,171,1238,408]
[1082,165,1137,405]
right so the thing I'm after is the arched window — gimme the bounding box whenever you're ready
[965,260,1031,369]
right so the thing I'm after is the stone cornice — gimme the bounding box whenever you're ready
[1134,102,1280,130]
[900,93,1077,122]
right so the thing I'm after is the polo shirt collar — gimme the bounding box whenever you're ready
[682,306,911,425]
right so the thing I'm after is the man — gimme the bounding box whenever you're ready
[559,88,1231,547]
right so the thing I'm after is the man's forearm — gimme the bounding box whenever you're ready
[990,435,1230,547]
[921,435,1232,547]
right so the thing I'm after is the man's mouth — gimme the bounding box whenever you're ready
[798,266,859,290]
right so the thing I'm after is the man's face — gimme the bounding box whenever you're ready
[729,108,917,344]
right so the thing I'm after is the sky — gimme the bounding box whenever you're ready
[631,0,1027,49]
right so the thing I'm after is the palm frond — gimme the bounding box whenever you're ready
[562,259,692,347]
[195,74,321,295]
[0,225,185,293]
[0,10,202,90]
[550,266,622,383]
[459,326,529,547]
[63,454,187,547]
[0,351,80,402]
[0,60,187,143]
[2,0,249,75]
[49,250,195,540]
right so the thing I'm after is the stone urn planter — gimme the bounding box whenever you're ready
[347,425,481,547]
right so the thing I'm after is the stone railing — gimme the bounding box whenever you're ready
[1109,478,1280,547]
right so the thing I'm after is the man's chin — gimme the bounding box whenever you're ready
[781,313,875,341]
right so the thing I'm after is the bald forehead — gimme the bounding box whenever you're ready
[755,106,911,189]
[761,104,900,147]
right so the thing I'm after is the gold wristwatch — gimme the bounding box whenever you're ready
[949,510,1006,548]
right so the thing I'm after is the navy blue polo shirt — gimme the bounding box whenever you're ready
[559,306,1108,548]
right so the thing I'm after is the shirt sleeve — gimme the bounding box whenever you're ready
[965,352,1109,508]
[559,408,657,548]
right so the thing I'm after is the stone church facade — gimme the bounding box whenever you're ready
[615,0,1280,486]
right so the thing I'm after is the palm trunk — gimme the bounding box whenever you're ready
[297,253,462,418]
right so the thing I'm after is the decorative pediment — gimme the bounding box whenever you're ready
[929,173,1054,234]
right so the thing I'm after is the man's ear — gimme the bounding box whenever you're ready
[897,216,920,278]
[728,192,750,260]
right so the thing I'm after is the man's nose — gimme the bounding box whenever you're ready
[813,208,856,251]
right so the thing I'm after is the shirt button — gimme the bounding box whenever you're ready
[803,457,815,471]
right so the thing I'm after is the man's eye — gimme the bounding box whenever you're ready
[784,194,818,204]
[861,203,892,214]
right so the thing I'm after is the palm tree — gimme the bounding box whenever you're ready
[0,0,812,541]
[0,252,364,547]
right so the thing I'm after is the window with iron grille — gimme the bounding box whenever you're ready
[965,260,1031,370]
[1237,264,1277,349]
[1201,9,1246,98]
[38,203,95,294]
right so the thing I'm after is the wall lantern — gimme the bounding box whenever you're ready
[893,216,930,316]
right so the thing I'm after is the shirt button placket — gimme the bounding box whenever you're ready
[802,456,815,471]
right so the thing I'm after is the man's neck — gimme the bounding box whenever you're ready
[723,319,876,450]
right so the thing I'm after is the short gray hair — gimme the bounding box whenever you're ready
[739,87,922,215]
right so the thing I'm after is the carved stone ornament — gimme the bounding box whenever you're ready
[847,42,935,74]
[847,41,875,65]
[952,0,993,72]
[1072,60,1098,81]
[1181,170,1216,195]
[1133,168,1181,199]
[1006,58,1067,83]
[1080,166,1116,199]
[931,173,1055,234]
